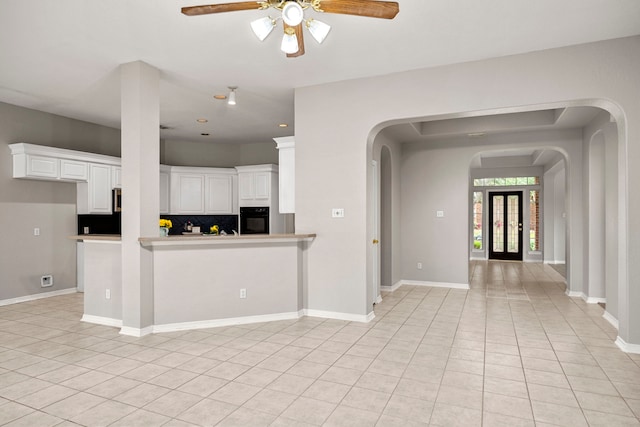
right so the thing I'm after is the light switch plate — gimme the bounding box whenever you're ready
[332,208,345,218]
[436,210,444,217]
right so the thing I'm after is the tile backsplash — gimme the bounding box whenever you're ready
[78,213,238,236]
[160,215,238,235]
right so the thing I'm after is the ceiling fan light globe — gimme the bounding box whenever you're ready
[307,18,331,44]
[282,2,304,26]
[250,16,276,41]
[281,32,299,54]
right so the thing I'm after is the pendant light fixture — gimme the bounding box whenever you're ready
[227,86,237,105]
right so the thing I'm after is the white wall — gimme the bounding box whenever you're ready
[295,36,640,347]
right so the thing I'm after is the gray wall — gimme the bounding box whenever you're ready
[161,139,278,167]
[0,102,120,300]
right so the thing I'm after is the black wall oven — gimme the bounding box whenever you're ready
[240,207,269,235]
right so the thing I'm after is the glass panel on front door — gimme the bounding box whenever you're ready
[489,192,523,261]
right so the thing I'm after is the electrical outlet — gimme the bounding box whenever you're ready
[41,275,53,287]
[417,262,423,270]
[332,208,345,218]
[34,228,40,236]
[105,289,111,299]
[240,288,246,299]
[436,211,444,218]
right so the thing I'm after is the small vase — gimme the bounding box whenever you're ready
[159,227,169,237]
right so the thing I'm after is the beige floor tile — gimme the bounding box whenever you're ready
[341,386,391,413]
[143,390,202,418]
[441,370,484,391]
[70,400,137,427]
[483,411,535,427]
[568,375,620,396]
[1,409,62,427]
[324,404,381,427]
[531,400,588,426]
[575,390,635,416]
[113,382,171,407]
[528,383,579,407]
[205,361,251,380]
[355,371,400,393]
[394,378,439,401]
[287,359,331,379]
[15,384,77,409]
[109,408,171,427]
[243,388,298,415]
[0,401,35,425]
[302,379,351,403]
[280,396,337,425]
[267,373,315,395]
[436,385,483,410]
[320,365,363,386]
[60,369,114,391]
[583,410,640,426]
[217,407,277,426]
[484,362,525,382]
[430,402,482,427]
[176,397,237,425]
[367,359,407,377]
[484,376,529,399]
[210,381,262,406]
[484,391,533,420]
[177,374,228,397]
[42,391,106,420]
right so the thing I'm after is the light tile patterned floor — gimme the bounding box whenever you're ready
[1,261,640,426]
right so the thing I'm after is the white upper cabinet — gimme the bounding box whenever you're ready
[111,166,122,188]
[170,167,237,215]
[10,143,93,182]
[77,163,112,214]
[171,172,205,214]
[236,164,278,207]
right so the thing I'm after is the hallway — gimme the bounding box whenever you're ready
[0,261,638,426]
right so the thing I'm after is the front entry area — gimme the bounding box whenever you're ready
[489,191,523,261]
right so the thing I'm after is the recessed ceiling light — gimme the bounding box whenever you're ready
[213,94,227,100]
[278,123,288,128]
[467,132,486,138]
[201,133,210,136]
[196,118,208,123]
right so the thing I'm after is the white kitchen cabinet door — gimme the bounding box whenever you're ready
[60,159,88,181]
[254,172,270,200]
[171,173,205,214]
[159,171,170,214]
[77,163,112,214]
[26,155,58,179]
[206,174,233,214]
[238,173,255,202]
[111,166,122,188]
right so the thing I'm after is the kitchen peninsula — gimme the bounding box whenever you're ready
[72,233,315,333]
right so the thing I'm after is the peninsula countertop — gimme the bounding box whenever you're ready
[69,233,316,246]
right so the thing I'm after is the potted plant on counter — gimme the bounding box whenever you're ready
[159,219,172,237]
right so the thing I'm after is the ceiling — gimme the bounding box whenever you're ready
[0,1,639,145]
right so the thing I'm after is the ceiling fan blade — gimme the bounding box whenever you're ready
[317,0,399,19]
[181,1,261,16]
[285,22,305,58]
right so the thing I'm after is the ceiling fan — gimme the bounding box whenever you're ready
[182,0,400,57]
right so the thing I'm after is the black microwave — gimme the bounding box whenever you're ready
[113,188,122,212]
[240,207,269,234]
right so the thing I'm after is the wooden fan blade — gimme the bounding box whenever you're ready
[285,23,305,58]
[181,1,261,16]
[317,0,399,19]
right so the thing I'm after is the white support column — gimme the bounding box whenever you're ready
[120,61,160,336]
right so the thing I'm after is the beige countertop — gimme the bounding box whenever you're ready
[69,234,121,242]
[70,233,316,245]
[139,233,316,247]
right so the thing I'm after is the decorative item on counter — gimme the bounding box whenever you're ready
[185,221,193,232]
[159,219,172,237]
[210,225,219,235]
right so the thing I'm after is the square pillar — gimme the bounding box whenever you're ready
[120,61,160,336]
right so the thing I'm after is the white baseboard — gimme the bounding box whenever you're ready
[584,296,606,304]
[120,326,154,337]
[153,311,303,334]
[0,288,77,307]
[397,280,470,290]
[565,289,583,298]
[544,260,566,265]
[615,336,640,354]
[381,280,403,293]
[81,314,122,328]
[603,311,619,330]
[303,309,374,323]
[375,295,383,304]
